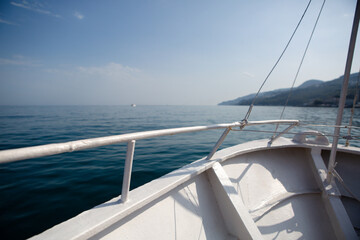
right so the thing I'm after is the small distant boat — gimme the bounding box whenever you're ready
[131,104,136,107]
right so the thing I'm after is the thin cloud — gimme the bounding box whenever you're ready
[44,63,142,82]
[10,1,61,18]
[74,11,84,20]
[0,17,18,26]
[242,72,254,78]
[77,62,141,80]
[0,55,41,66]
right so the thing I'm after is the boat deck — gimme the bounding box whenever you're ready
[30,137,360,239]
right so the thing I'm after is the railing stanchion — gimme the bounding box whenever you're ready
[121,140,136,203]
[206,127,231,160]
[268,123,298,144]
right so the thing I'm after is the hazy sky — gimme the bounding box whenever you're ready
[0,0,359,105]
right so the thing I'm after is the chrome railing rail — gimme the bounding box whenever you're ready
[0,119,299,202]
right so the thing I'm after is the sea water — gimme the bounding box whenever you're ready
[0,105,359,239]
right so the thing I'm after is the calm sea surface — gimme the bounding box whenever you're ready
[0,105,359,239]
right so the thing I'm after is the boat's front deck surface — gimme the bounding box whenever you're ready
[222,147,335,239]
[95,173,231,240]
[31,138,360,239]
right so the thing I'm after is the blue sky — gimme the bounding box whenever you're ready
[0,0,359,105]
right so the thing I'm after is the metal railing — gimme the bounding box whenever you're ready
[0,119,299,202]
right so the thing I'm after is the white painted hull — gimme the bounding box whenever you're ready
[31,137,360,239]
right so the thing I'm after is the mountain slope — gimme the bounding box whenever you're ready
[219,73,359,107]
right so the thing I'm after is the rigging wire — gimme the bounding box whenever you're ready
[300,120,357,125]
[299,123,360,129]
[332,169,360,203]
[243,0,312,121]
[229,128,360,141]
[273,0,327,137]
[345,67,360,146]
[230,119,360,140]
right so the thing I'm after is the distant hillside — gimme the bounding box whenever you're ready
[297,79,323,88]
[219,73,359,107]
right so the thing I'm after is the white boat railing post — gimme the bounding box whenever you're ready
[121,140,136,203]
[206,127,232,160]
[268,122,299,144]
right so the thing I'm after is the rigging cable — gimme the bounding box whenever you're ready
[272,0,327,138]
[243,0,312,121]
[299,123,360,129]
[345,67,360,146]
[229,128,360,141]
[229,128,360,142]
[332,169,360,203]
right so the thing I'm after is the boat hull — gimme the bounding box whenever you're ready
[31,137,360,239]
